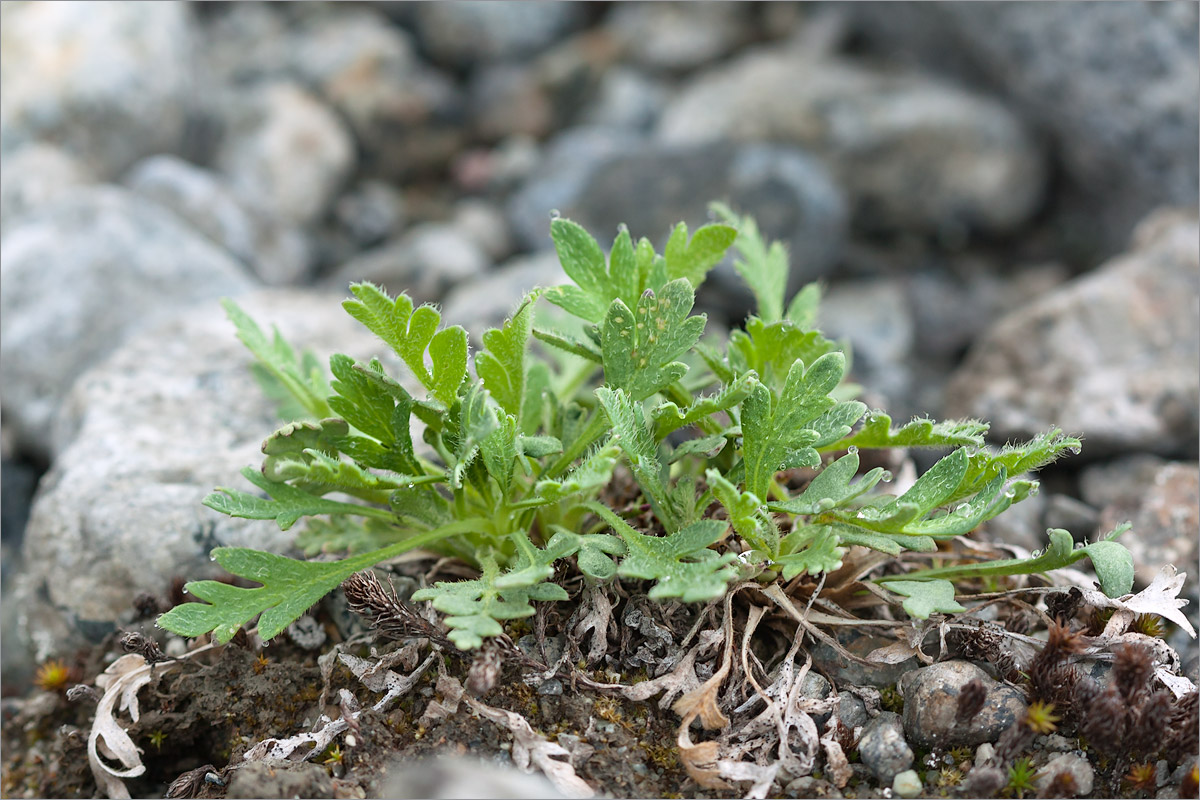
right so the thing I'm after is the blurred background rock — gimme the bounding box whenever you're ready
[2,1,1196,689]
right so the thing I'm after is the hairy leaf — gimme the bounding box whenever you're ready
[707,469,774,556]
[342,282,467,406]
[711,202,788,323]
[663,221,738,289]
[728,317,842,396]
[584,502,737,602]
[826,412,988,452]
[768,451,889,515]
[651,371,756,439]
[774,525,845,580]
[600,279,706,401]
[883,580,966,619]
[477,293,537,420]
[741,353,845,501]
[532,444,621,505]
[221,299,331,419]
[204,467,394,531]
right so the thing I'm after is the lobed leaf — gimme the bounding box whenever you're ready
[711,202,789,323]
[600,279,706,401]
[826,412,988,452]
[883,580,966,619]
[663,221,738,289]
[477,293,538,420]
[768,451,888,515]
[203,467,395,531]
[221,299,331,419]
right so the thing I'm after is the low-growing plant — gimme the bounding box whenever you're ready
[158,203,1135,649]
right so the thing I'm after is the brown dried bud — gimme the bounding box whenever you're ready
[166,764,219,799]
[466,640,503,697]
[1113,643,1155,703]
[1039,769,1078,798]
[956,678,988,726]
[964,765,1007,798]
[66,684,100,703]
[120,630,167,663]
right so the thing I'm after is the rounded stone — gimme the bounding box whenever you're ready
[858,711,914,784]
[899,660,1028,750]
[892,769,923,798]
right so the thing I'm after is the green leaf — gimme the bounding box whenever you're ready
[669,434,729,463]
[711,202,789,323]
[947,429,1081,505]
[883,526,1135,598]
[267,449,415,494]
[728,317,842,396]
[477,293,537,420]
[768,451,888,515]
[600,279,706,401]
[203,467,394,531]
[445,380,500,488]
[595,386,682,531]
[883,580,966,619]
[532,444,621,505]
[221,299,331,419]
[584,502,737,603]
[412,553,567,649]
[480,414,519,495]
[826,412,989,452]
[341,282,467,407]
[650,371,756,439]
[531,326,603,363]
[741,353,845,500]
[785,282,822,328]
[158,523,474,642]
[663,222,738,289]
[774,525,844,580]
[707,469,775,556]
[327,356,422,475]
[545,528,627,581]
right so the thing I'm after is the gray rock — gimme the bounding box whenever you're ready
[0,2,195,178]
[783,776,841,799]
[440,251,567,346]
[851,2,1198,251]
[835,690,869,731]
[510,134,848,317]
[11,289,420,662]
[0,145,96,236]
[0,186,256,459]
[1042,494,1101,539]
[818,279,915,409]
[226,761,333,800]
[124,155,314,285]
[411,1,586,68]
[333,180,407,250]
[453,199,514,263]
[1081,456,1199,589]
[469,62,554,142]
[858,711,914,784]
[898,660,1028,750]
[979,485,1047,554]
[215,82,355,226]
[657,47,1045,236]
[579,68,670,132]
[605,2,754,73]
[326,222,489,304]
[1033,752,1094,797]
[810,630,918,688]
[945,209,1200,460]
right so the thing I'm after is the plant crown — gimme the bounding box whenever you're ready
[158,203,1134,649]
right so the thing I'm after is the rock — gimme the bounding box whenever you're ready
[850,2,1199,251]
[810,629,918,688]
[605,2,754,73]
[11,289,421,662]
[410,1,587,69]
[835,690,869,731]
[0,459,38,553]
[945,209,1200,460]
[657,47,1044,236]
[453,199,514,263]
[124,155,314,285]
[215,82,355,226]
[226,761,333,799]
[783,776,841,799]
[509,133,848,316]
[1042,494,1101,539]
[1033,753,1094,797]
[332,180,407,250]
[979,485,1047,554]
[0,2,195,178]
[898,660,1028,750]
[0,145,96,236]
[325,222,489,304]
[892,769,923,798]
[817,279,915,410]
[579,67,669,131]
[440,251,567,345]
[0,186,256,460]
[199,4,465,181]
[381,756,565,799]
[858,711,913,784]
[1080,456,1200,589]
[469,62,554,142]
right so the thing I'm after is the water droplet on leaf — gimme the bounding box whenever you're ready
[549,209,561,220]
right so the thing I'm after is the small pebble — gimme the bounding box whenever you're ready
[892,769,922,798]
[537,678,563,696]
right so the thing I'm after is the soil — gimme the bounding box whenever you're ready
[3,561,1198,800]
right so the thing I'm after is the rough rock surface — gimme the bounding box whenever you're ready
[657,47,1045,235]
[0,1,195,178]
[0,144,96,237]
[0,187,256,459]
[945,209,1200,460]
[898,660,1028,750]
[12,289,419,662]
[124,154,313,285]
[410,1,587,68]
[214,82,355,227]
[857,711,914,784]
